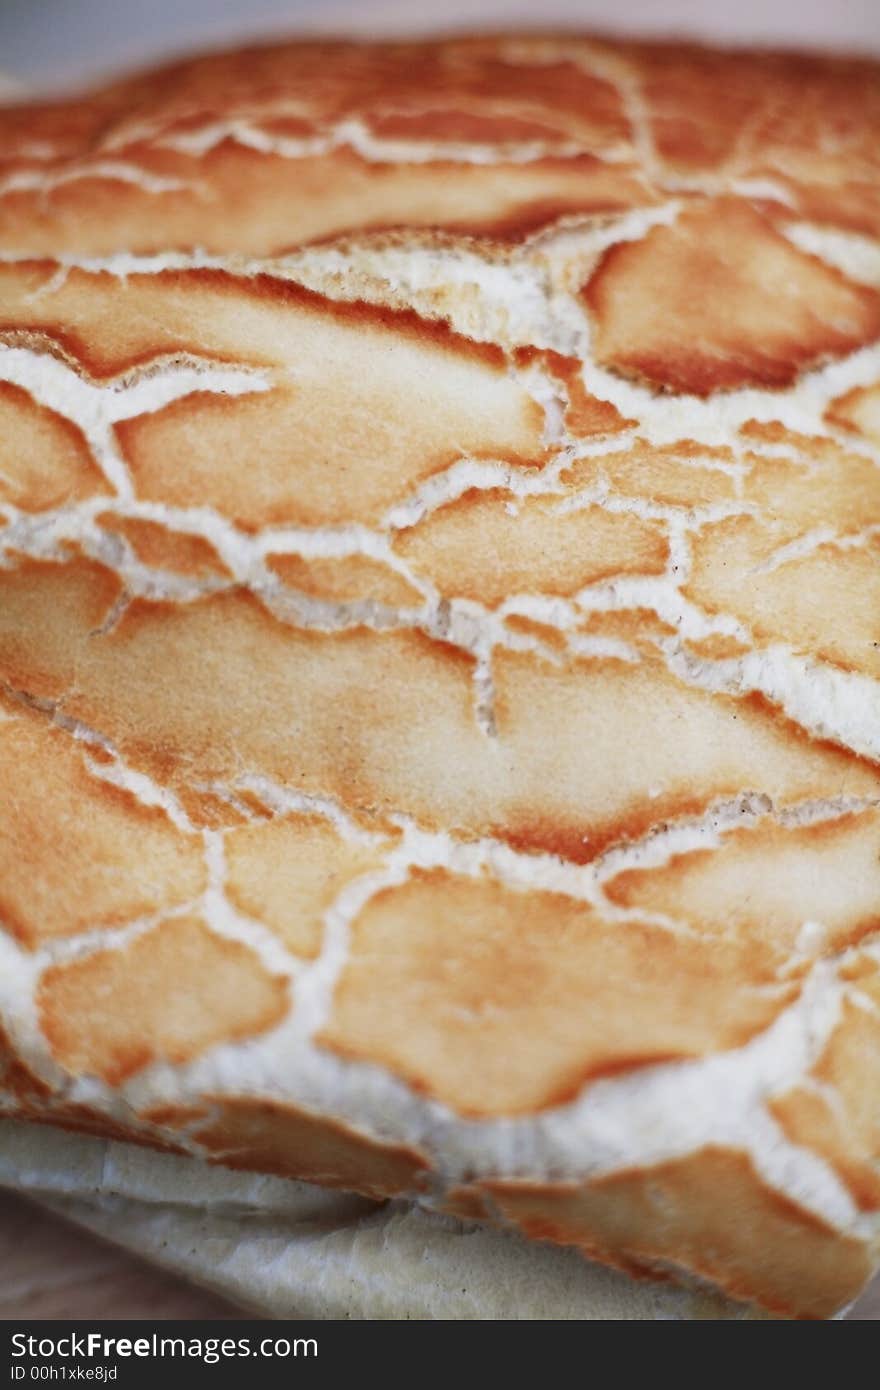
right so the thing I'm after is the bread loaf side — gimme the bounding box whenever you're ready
[1,34,879,1318]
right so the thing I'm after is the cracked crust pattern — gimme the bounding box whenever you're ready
[1,33,880,1318]
[481,1148,873,1319]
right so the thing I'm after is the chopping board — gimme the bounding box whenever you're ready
[0,1190,243,1320]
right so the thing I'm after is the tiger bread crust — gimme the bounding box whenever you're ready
[1,32,880,1319]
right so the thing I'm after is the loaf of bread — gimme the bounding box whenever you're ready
[0,34,879,1319]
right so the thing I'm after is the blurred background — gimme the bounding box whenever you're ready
[2,0,880,90]
[1,0,878,1321]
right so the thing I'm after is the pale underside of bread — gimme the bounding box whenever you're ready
[0,33,879,1320]
[0,1118,771,1319]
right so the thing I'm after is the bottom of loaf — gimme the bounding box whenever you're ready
[0,1118,772,1320]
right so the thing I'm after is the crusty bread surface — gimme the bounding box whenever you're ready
[1,33,879,1319]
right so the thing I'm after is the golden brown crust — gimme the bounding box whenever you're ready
[37,915,289,1084]
[96,512,230,579]
[0,149,656,257]
[687,521,880,679]
[1,36,878,251]
[684,633,752,661]
[482,1146,873,1319]
[503,613,570,652]
[605,810,880,963]
[441,1186,496,1224]
[584,199,880,395]
[827,384,880,446]
[2,557,875,864]
[224,813,396,960]
[2,33,880,1320]
[0,263,521,379]
[266,552,422,608]
[0,382,108,512]
[517,349,636,436]
[190,1096,430,1198]
[0,1024,51,1105]
[770,972,880,1212]
[578,607,677,655]
[18,1104,191,1156]
[96,285,545,530]
[394,489,669,606]
[319,868,795,1115]
[0,694,205,948]
[562,441,737,509]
